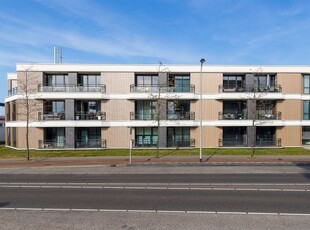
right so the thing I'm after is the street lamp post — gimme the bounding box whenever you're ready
[199,58,205,163]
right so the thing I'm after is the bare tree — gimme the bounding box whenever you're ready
[248,67,274,157]
[17,67,40,160]
[147,62,181,157]
[148,62,169,158]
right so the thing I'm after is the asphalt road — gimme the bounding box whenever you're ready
[1,173,310,214]
[1,173,310,184]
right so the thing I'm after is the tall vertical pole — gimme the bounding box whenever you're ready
[199,58,205,162]
[129,127,132,164]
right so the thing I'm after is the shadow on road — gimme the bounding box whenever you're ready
[0,202,10,207]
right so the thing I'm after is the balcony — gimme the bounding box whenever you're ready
[38,84,106,93]
[38,112,65,120]
[130,84,195,93]
[256,111,281,120]
[167,139,195,147]
[75,139,107,148]
[218,111,247,120]
[218,138,281,147]
[132,139,157,148]
[167,112,195,120]
[8,87,18,96]
[219,84,282,93]
[218,138,247,147]
[39,140,66,149]
[130,112,156,120]
[75,111,106,120]
[130,112,195,120]
[256,138,281,147]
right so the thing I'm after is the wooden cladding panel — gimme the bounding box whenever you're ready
[191,100,222,120]
[103,127,131,148]
[102,72,134,94]
[103,100,134,121]
[277,100,302,120]
[277,126,301,147]
[277,73,302,94]
[191,73,223,94]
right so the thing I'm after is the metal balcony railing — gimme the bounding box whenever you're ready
[38,84,106,93]
[218,111,247,120]
[132,139,157,148]
[8,87,18,96]
[167,112,195,120]
[256,138,281,147]
[75,139,107,148]
[219,84,282,93]
[218,138,248,147]
[75,112,106,120]
[38,112,65,120]
[218,138,281,147]
[256,111,281,120]
[130,84,195,93]
[130,112,157,120]
[167,139,195,147]
[39,140,66,149]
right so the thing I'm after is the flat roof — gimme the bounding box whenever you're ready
[15,63,310,74]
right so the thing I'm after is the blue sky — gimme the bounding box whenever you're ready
[1,0,310,114]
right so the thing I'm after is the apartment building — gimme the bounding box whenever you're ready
[4,64,310,149]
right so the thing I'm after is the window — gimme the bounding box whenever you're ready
[304,75,310,94]
[44,127,65,148]
[44,101,65,113]
[12,101,16,121]
[75,127,101,148]
[44,74,68,86]
[223,75,245,89]
[222,127,247,146]
[6,102,10,121]
[7,127,11,146]
[136,75,158,86]
[254,74,275,89]
[167,127,190,143]
[167,100,190,119]
[168,75,190,92]
[135,101,157,120]
[135,127,158,146]
[304,101,310,119]
[78,74,101,86]
[12,127,16,147]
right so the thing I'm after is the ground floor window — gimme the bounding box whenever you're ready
[135,127,158,147]
[222,127,247,146]
[75,127,101,148]
[12,127,16,147]
[302,127,310,145]
[6,127,10,146]
[167,127,190,147]
[44,127,65,148]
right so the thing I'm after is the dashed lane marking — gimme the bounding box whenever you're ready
[1,208,310,216]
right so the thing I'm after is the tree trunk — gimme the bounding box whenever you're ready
[26,99,30,161]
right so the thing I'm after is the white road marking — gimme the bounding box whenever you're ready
[1,207,309,216]
[1,183,310,192]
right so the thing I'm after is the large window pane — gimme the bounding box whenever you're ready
[304,101,310,120]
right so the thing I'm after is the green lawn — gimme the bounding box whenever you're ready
[0,146,310,159]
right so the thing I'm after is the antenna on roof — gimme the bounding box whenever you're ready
[53,46,63,64]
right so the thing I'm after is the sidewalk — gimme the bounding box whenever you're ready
[1,155,310,168]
